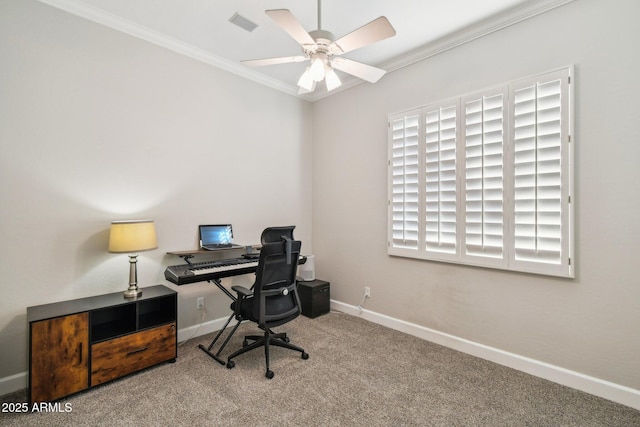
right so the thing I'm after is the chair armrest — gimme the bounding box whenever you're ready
[231,285,253,297]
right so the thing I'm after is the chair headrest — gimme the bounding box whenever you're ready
[261,226,295,244]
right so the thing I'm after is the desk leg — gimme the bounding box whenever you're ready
[208,278,236,301]
[198,314,241,365]
[198,278,240,365]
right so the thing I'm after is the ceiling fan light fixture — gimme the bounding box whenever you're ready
[297,67,315,91]
[325,67,342,91]
[310,54,326,81]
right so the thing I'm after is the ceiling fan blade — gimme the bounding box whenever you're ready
[330,57,387,83]
[266,9,317,49]
[330,16,396,55]
[242,56,308,67]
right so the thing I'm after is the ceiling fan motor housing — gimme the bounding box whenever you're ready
[307,29,335,56]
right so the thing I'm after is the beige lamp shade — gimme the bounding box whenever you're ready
[108,220,158,253]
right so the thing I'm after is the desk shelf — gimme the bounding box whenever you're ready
[166,244,260,256]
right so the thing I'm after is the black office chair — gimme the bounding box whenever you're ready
[226,226,308,378]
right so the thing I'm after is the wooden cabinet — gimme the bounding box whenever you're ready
[28,285,177,403]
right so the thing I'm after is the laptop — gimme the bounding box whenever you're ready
[199,224,243,250]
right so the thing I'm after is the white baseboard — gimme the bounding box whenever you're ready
[331,299,640,411]
[177,315,232,345]
[0,372,28,397]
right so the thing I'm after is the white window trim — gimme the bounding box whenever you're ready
[387,67,574,278]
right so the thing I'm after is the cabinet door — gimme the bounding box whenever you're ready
[30,312,89,403]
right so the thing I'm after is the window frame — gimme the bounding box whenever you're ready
[387,67,574,278]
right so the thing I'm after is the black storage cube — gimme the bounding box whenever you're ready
[297,279,330,318]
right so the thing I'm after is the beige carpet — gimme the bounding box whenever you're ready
[1,312,639,426]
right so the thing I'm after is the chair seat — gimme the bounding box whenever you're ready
[231,295,299,328]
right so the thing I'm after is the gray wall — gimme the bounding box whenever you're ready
[0,0,312,381]
[312,0,640,391]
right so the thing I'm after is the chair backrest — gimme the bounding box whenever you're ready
[252,231,302,328]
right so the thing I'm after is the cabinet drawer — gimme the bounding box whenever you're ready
[91,323,176,386]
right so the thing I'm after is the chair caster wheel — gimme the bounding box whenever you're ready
[265,370,274,379]
[301,352,309,360]
[226,360,235,369]
[283,336,290,343]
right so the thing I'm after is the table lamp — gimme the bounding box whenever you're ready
[108,220,158,298]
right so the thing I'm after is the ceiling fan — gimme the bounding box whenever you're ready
[242,0,396,93]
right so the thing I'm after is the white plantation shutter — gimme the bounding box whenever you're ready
[510,69,572,276]
[388,67,573,277]
[462,89,506,264]
[388,110,421,252]
[424,103,458,255]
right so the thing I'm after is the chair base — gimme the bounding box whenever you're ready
[226,329,309,378]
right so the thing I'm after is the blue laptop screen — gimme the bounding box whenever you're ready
[200,224,233,245]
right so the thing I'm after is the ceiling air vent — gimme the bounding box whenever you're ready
[229,13,258,32]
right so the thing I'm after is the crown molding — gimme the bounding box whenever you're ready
[38,0,575,103]
[304,0,576,102]
[36,0,301,97]
[384,0,576,74]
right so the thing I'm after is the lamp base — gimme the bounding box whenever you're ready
[123,287,142,298]
[124,254,142,298]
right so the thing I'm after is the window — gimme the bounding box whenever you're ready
[388,68,573,277]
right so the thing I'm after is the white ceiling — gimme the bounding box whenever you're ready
[38,0,570,101]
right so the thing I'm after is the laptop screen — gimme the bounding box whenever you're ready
[199,224,233,246]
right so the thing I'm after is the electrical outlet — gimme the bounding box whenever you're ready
[364,286,371,298]
[196,297,204,310]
